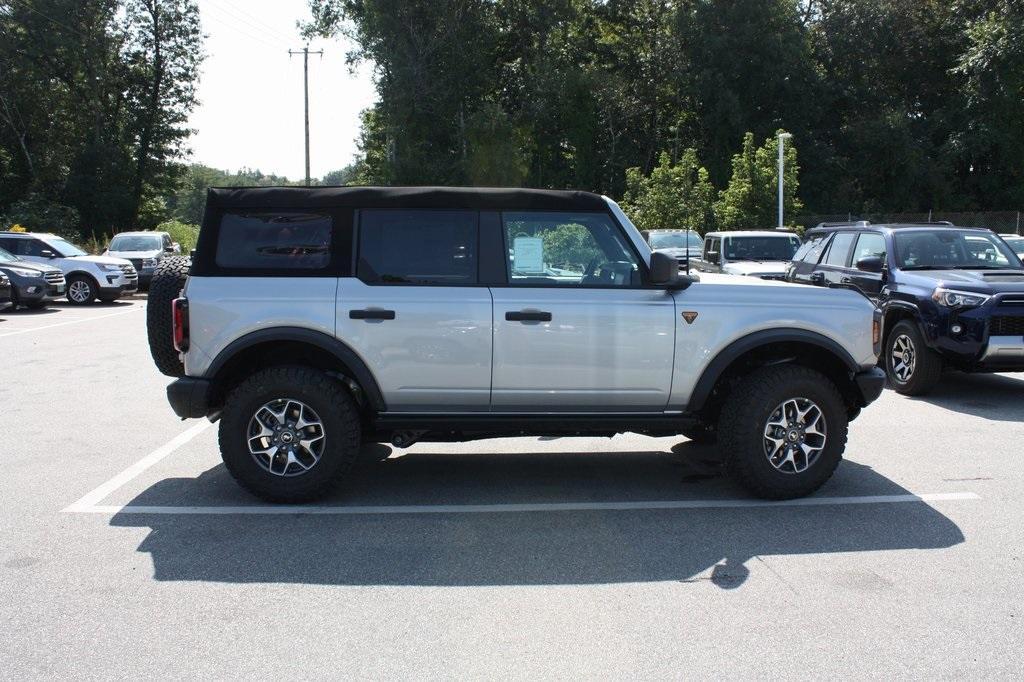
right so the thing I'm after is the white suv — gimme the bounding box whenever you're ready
[149,187,884,503]
[0,232,137,304]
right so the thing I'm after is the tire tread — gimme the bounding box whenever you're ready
[718,364,847,499]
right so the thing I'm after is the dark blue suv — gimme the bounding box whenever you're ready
[787,222,1024,395]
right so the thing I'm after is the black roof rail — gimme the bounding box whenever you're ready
[881,222,964,229]
[812,221,870,229]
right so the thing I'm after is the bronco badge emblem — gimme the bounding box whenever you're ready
[682,311,698,324]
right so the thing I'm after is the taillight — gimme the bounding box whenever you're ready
[172,297,189,352]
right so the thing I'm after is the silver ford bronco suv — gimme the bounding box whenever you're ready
[148,186,884,503]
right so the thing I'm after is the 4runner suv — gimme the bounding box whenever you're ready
[0,231,137,304]
[692,230,802,280]
[788,222,1024,395]
[150,187,883,503]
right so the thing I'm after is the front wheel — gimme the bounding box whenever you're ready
[717,365,848,499]
[66,275,97,305]
[218,366,361,503]
[885,320,942,396]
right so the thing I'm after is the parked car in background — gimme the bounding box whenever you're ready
[691,230,802,280]
[0,271,11,311]
[0,246,66,310]
[0,231,137,305]
[999,234,1024,260]
[787,222,1024,395]
[644,229,703,267]
[104,230,180,289]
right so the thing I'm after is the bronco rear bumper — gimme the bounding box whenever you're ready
[167,377,211,419]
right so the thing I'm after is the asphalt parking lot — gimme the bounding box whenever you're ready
[2,297,1023,679]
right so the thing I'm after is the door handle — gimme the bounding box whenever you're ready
[505,310,552,322]
[349,309,395,320]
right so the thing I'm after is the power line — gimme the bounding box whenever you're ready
[200,4,289,52]
[213,0,290,41]
[8,0,92,41]
[205,0,293,47]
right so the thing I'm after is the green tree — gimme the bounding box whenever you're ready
[714,131,801,231]
[952,0,1024,208]
[620,149,715,235]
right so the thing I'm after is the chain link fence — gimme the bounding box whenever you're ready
[794,211,1023,235]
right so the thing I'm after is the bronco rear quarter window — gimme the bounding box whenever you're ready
[215,212,332,270]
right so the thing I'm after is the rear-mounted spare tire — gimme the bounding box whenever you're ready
[147,256,191,377]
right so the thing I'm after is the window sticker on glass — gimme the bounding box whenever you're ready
[512,236,544,273]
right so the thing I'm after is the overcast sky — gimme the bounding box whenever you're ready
[188,0,377,180]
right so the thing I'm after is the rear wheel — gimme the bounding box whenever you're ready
[219,366,361,503]
[717,365,847,499]
[146,256,191,377]
[66,275,97,305]
[885,320,942,396]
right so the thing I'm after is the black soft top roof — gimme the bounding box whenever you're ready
[206,186,609,212]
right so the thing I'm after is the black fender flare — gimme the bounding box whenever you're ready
[880,300,931,344]
[205,326,386,411]
[687,329,859,412]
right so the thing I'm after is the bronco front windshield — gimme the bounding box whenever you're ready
[894,230,1022,270]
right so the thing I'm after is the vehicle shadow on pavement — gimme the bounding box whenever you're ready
[909,372,1024,422]
[110,449,965,588]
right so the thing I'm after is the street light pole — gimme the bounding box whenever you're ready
[777,132,792,229]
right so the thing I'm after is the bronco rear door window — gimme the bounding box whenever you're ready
[357,210,478,285]
[215,212,332,270]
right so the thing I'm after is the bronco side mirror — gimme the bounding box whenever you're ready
[649,251,693,290]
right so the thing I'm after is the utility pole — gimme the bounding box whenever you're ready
[289,47,323,186]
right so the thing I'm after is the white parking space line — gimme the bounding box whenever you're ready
[62,420,213,513]
[66,492,979,516]
[0,307,140,339]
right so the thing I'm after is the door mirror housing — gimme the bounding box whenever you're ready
[856,256,884,273]
[168,242,181,253]
[706,250,720,264]
[40,249,56,258]
[649,251,693,290]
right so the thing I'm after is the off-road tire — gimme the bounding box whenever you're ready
[885,320,942,396]
[680,422,717,444]
[65,274,97,306]
[718,365,848,500]
[219,366,361,503]
[146,256,191,378]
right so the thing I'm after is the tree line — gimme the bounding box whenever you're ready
[0,0,205,237]
[2,1,1022,238]
[306,0,1024,227]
